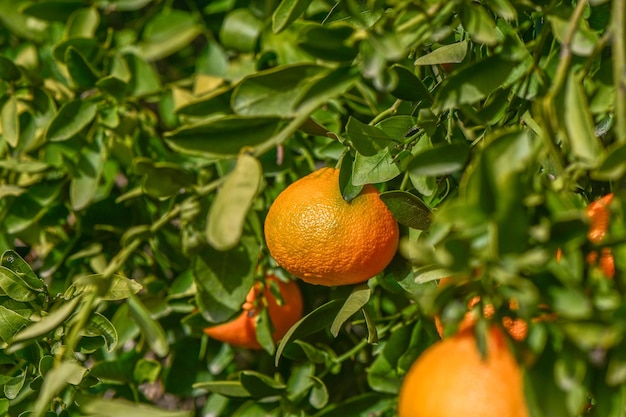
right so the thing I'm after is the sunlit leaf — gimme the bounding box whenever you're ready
[207,153,262,250]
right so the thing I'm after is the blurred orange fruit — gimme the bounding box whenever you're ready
[434,278,528,341]
[398,326,529,417]
[585,193,614,278]
[264,167,399,286]
[203,276,303,349]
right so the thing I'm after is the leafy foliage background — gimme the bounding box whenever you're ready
[0,0,625,416]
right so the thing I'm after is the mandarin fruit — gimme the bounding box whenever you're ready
[398,326,529,417]
[203,276,303,349]
[264,167,399,286]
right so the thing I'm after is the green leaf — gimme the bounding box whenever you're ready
[70,139,104,210]
[485,0,517,20]
[433,56,518,112]
[45,99,97,142]
[4,371,25,400]
[309,376,329,409]
[137,10,202,61]
[84,312,118,352]
[232,63,327,117]
[33,361,87,417]
[9,297,80,347]
[380,191,431,230]
[1,95,19,147]
[275,300,343,366]
[52,37,101,63]
[550,15,600,57]
[175,86,232,116]
[96,76,127,101]
[311,393,386,417]
[72,274,142,301]
[367,324,414,394]
[390,64,432,102]
[65,7,100,38]
[193,381,251,397]
[0,56,21,81]
[240,371,287,398]
[461,3,498,46]
[165,115,282,157]
[346,116,395,157]
[207,153,262,251]
[65,46,99,89]
[220,8,263,52]
[338,152,363,202]
[127,294,169,357]
[297,24,359,62]
[135,159,195,198]
[564,73,604,167]
[2,250,45,292]
[0,306,31,343]
[123,52,162,97]
[20,0,86,22]
[549,287,592,319]
[593,141,626,180]
[352,149,401,185]
[408,142,469,177]
[414,41,469,66]
[330,284,370,337]
[193,238,258,323]
[273,0,310,33]
[134,358,161,384]
[294,65,359,112]
[0,266,37,302]
[75,393,194,417]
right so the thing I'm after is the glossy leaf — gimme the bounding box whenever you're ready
[330,284,370,337]
[346,116,395,157]
[207,153,262,251]
[0,56,21,81]
[21,0,86,22]
[433,56,518,112]
[275,300,343,366]
[390,65,432,102]
[65,7,100,38]
[165,116,281,157]
[45,99,97,142]
[127,294,169,357]
[0,306,31,343]
[137,10,202,61]
[593,141,626,180]
[564,73,603,167]
[2,250,45,291]
[232,64,327,117]
[65,46,99,88]
[408,143,469,177]
[9,297,80,346]
[297,25,359,62]
[414,41,468,66]
[70,140,104,210]
[220,9,263,52]
[193,238,258,323]
[1,95,19,147]
[75,393,194,416]
[273,0,310,33]
[0,266,37,302]
[352,149,401,185]
[240,371,287,398]
[461,3,498,45]
[380,190,432,230]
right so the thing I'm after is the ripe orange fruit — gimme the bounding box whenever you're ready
[434,278,528,342]
[203,276,303,349]
[264,167,399,286]
[398,326,529,417]
[585,193,614,278]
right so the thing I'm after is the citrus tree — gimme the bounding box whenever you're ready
[0,0,624,416]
